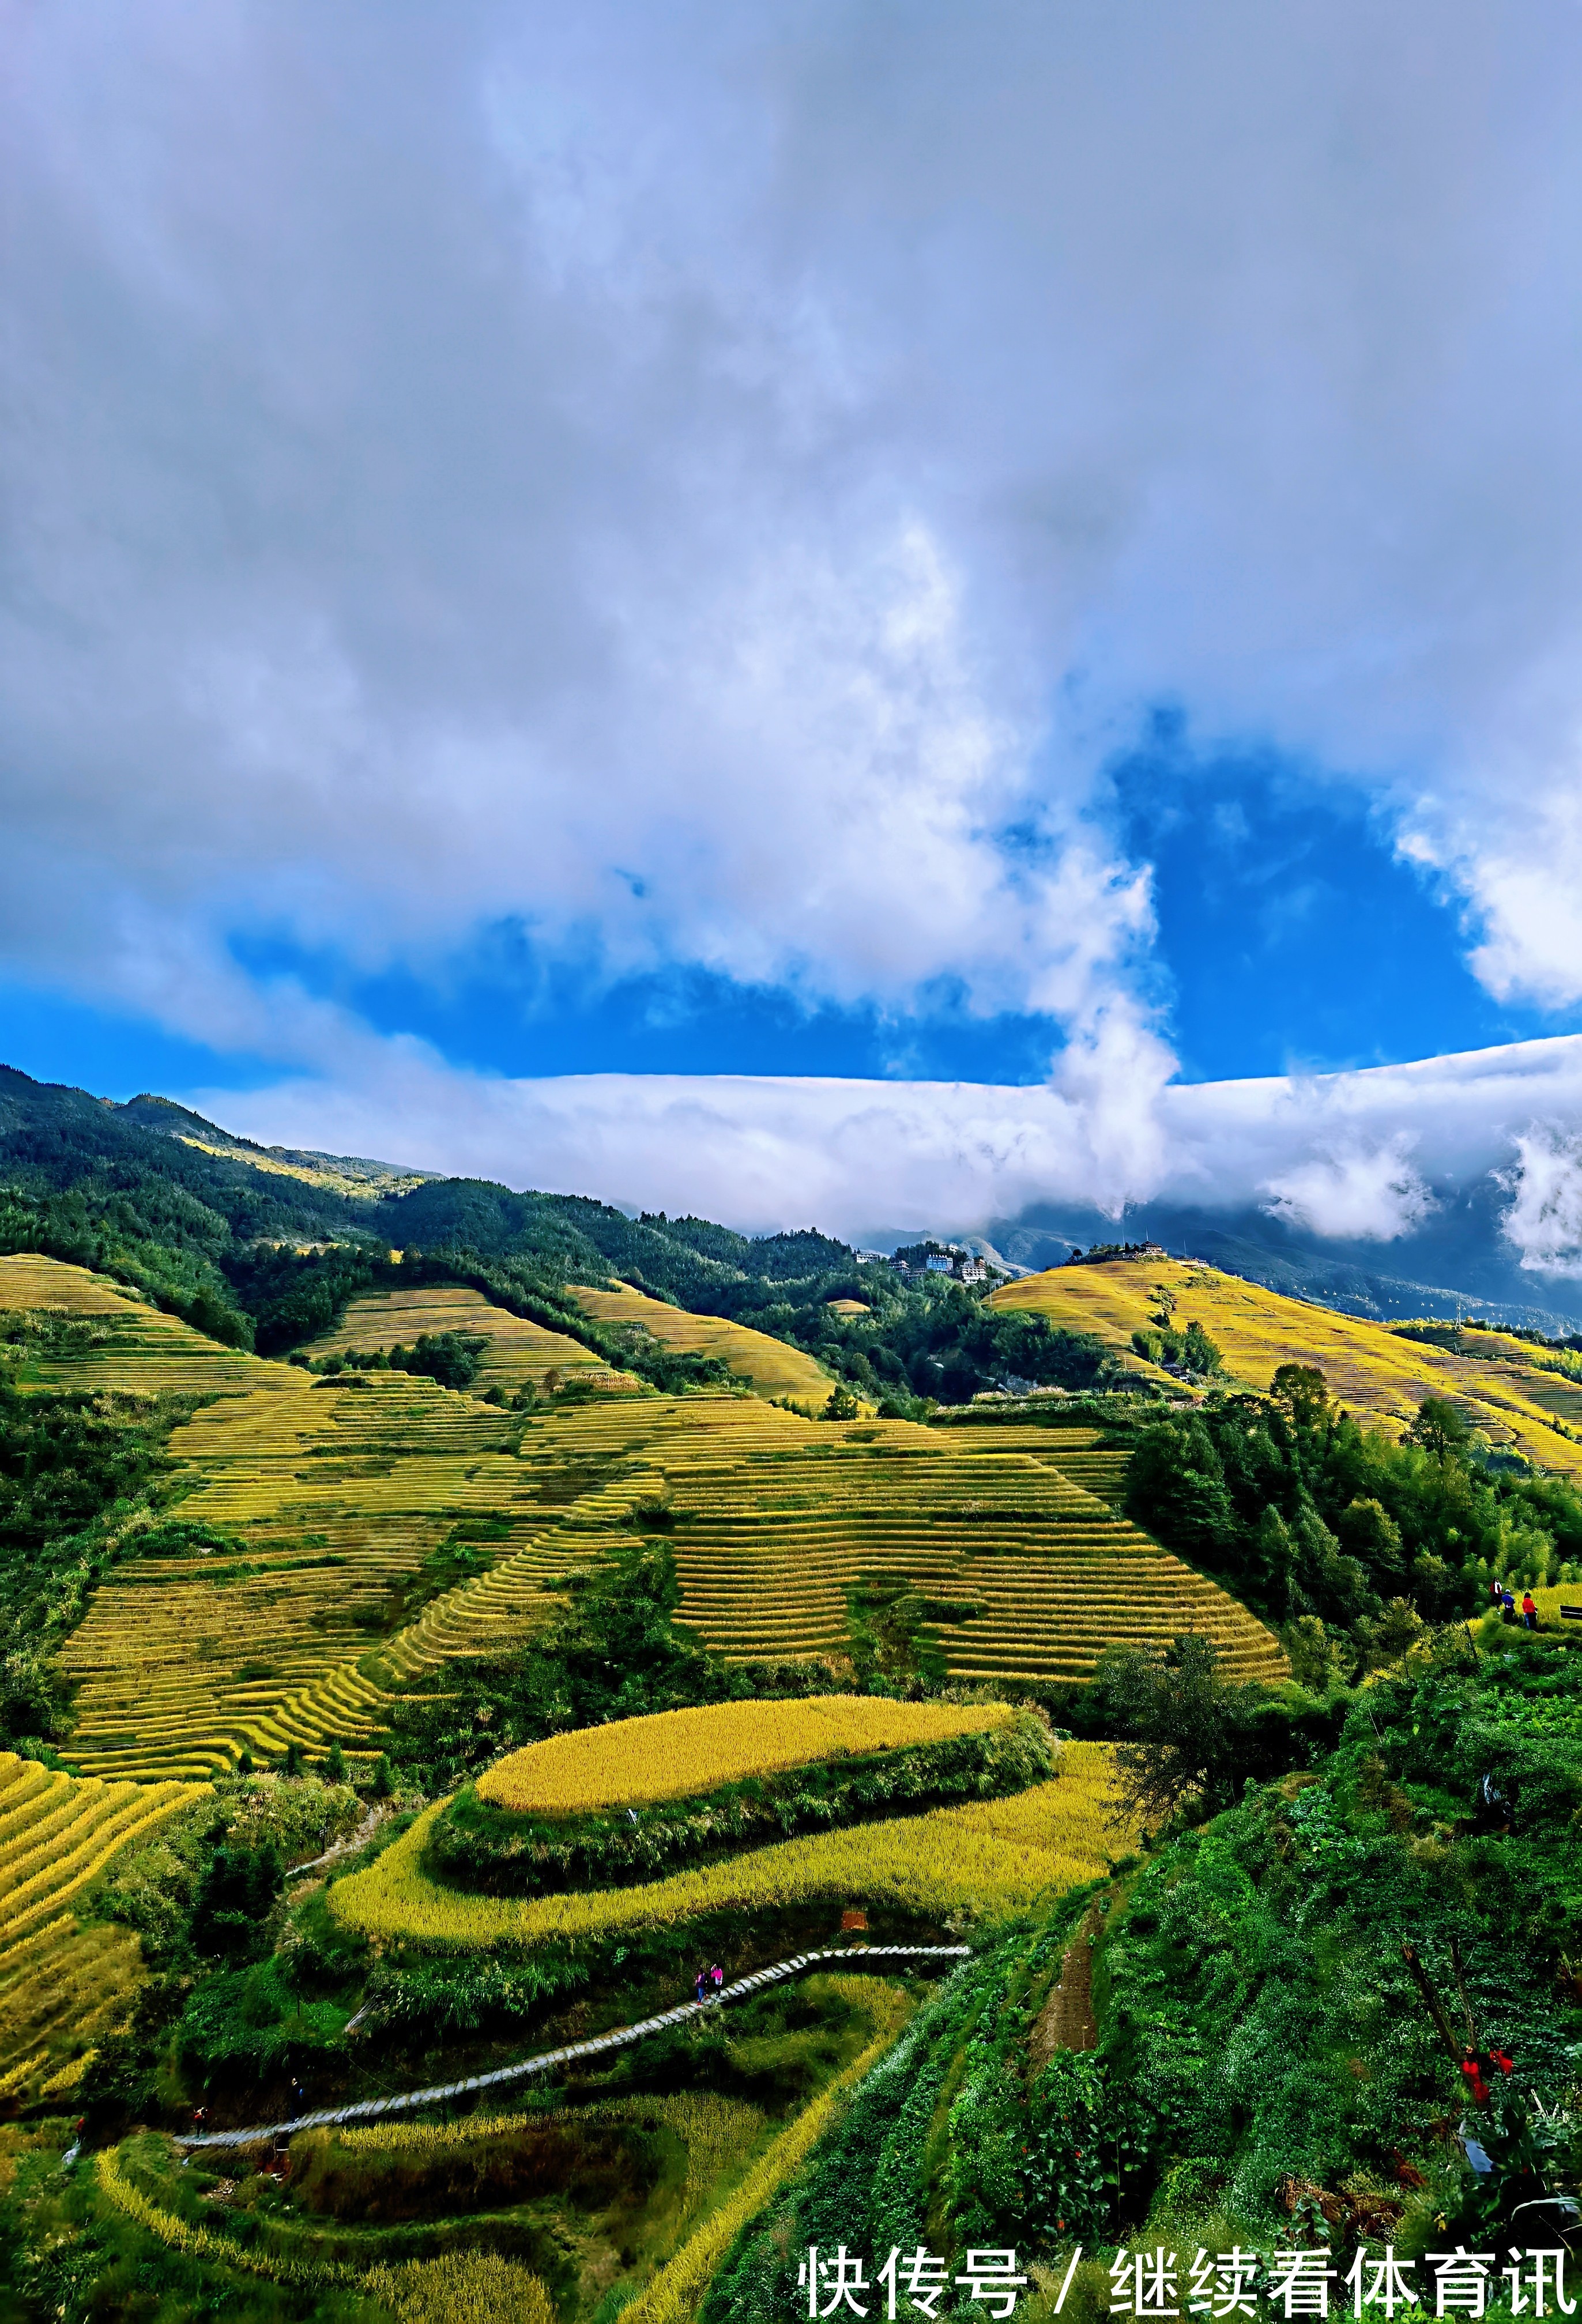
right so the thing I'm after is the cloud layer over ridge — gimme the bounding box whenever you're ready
[201,1033,1582,1281]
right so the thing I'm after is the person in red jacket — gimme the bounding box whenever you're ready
[1523,1591,1539,1629]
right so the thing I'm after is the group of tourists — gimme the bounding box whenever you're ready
[694,1963,724,2006]
[1490,1578,1541,1629]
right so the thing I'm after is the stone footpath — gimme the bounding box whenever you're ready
[179,1942,971,2152]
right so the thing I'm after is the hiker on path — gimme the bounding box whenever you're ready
[1523,1591,1539,1629]
[710,1964,724,2002]
[1490,1576,1503,1607]
[1501,1587,1517,1623]
[694,1968,707,2006]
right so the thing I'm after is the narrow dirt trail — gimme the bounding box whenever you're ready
[1029,1899,1101,2070]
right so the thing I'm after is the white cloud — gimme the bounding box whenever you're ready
[8,0,1582,1055]
[1261,1138,1434,1243]
[199,1029,1582,1248]
[1498,1129,1582,1278]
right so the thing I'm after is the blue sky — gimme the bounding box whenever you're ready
[3,742,1568,1110]
[7,5,1582,1232]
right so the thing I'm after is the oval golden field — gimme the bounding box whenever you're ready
[332,1745,1123,1950]
[475,1694,1015,1815]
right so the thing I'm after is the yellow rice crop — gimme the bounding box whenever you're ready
[624,1978,913,2324]
[97,2148,341,2289]
[333,1742,1123,1948]
[992,1257,1582,1476]
[570,1281,840,1408]
[97,2146,556,2321]
[476,1695,1015,1815]
[364,2252,555,2324]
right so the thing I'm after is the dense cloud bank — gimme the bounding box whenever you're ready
[204,1033,1582,1279]
[9,1,1582,1072]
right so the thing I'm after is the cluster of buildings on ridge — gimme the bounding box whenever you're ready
[860,1240,993,1285]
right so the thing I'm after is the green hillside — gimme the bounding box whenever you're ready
[2,1073,1580,2320]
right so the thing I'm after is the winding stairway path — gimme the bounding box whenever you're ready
[178,1942,971,2152]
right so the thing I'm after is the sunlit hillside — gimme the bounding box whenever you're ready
[0,1254,306,1402]
[0,1753,205,2099]
[302,1282,634,1395]
[568,1279,839,1408]
[2,1255,1285,1782]
[992,1256,1582,1474]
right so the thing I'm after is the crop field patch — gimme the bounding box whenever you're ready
[570,1281,838,1408]
[477,1695,1015,1813]
[34,1284,1281,1783]
[332,1741,1129,1949]
[0,1254,309,1401]
[302,1283,633,1395]
[992,1258,1582,1475]
[0,1752,204,2096]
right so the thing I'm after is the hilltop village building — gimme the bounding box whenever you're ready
[890,1241,990,1284]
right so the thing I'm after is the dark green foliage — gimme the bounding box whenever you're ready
[363,1953,590,2035]
[390,1330,485,1389]
[1084,1673,1582,2238]
[703,1906,1096,2323]
[425,1713,1050,1896]
[1123,1368,1582,1663]
[1132,1319,1225,1377]
[379,1544,835,1794]
[0,1184,255,1346]
[189,1834,285,1959]
[0,1374,198,1740]
[174,1955,349,2081]
[0,1062,1139,1405]
[1098,1634,1265,1829]
[714,1638,1582,2289]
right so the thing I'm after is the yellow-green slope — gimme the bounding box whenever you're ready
[569,1280,838,1408]
[302,1282,635,1395]
[992,1258,1582,1475]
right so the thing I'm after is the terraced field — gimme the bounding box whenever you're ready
[0,1253,308,1401]
[993,1258,1582,1476]
[928,1421,1131,1503]
[333,1741,1128,1949]
[60,1370,581,1781]
[302,1283,632,1395]
[7,1254,1282,1782]
[0,1753,205,2095]
[569,1281,839,1408]
[642,1407,1283,1684]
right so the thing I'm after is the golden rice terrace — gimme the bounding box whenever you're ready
[6,1254,1285,1786]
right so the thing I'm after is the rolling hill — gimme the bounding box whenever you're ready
[992,1254,1582,1474]
[2,1255,1284,1792]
